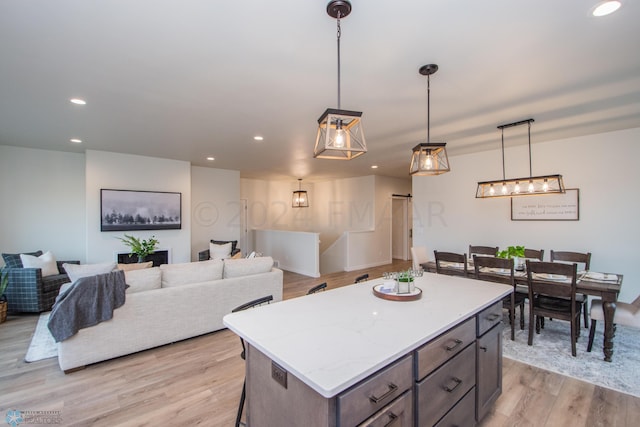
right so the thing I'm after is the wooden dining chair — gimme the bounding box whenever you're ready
[473,255,525,340]
[550,250,591,328]
[434,251,468,277]
[355,274,369,283]
[587,294,640,352]
[526,260,581,357]
[524,248,544,261]
[231,295,274,427]
[307,282,327,294]
[469,245,499,258]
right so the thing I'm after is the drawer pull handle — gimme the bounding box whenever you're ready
[443,377,463,393]
[369,383,398,404]
[445,339,463,351]
[486,313,501,321]
[382,412,398,427]
[480,346,487,352]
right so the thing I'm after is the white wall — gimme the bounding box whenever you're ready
[0,146,86,262]
[85,150,192,264]
[412,127,640,302]
[191,166,241,260]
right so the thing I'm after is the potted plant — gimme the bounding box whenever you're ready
[496,245,525,270]
[117,234,159,263]
[0,268,9,323]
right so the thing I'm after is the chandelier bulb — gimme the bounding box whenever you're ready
[514,181,520,194]
[528,180,534,193]
[501,183,508,195]
[489,184,495,196]
[543,179,549,192]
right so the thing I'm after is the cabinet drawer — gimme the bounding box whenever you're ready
[477,300,503,337]
[434,387,476,427]
[416,317,476,380]
[338,354,413,427]
[416,344,476,427]
[358,390,413,427]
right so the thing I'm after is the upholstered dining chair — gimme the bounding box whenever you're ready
[468,245,499,258]
[307,282,327,294]
[434,251,468,277]
[550,250,591,328]
[231,295,274,427]
[526,260,581,357]
[587,294,640,352]
[473,255,525,340]
[355,274,369,283]
[411,246,430,271]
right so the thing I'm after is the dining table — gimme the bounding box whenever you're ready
[421,260,623,362]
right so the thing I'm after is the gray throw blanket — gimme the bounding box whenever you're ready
[48,270,127,342]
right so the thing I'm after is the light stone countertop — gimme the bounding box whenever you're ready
[223,272,511,398]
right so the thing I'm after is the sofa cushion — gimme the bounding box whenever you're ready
[118,261,153,271]
[223,256,274,279]
[211,239,238,253]
[20,251,60,277]
[209,242,232,260]
[160,259,223,288]
[63,262,117,283]
[2,250,43,268]
[124,267,162,293]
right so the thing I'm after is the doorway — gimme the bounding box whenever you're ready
[391,196,412,261]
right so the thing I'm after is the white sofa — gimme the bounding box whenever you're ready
[57,257,283,372]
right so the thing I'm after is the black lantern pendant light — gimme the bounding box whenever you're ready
[410,64,450,176]
[292,179,309,208]
[475,118,565,198]
[313,0,367,160]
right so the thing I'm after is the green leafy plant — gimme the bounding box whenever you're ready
[0,268,9,300]
[496,245,525,259]
[117,234,159,261]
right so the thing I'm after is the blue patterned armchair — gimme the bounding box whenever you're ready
[2,251,80,313]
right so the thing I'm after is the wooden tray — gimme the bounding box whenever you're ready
[372,283,422,301]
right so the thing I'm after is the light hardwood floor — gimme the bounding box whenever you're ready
[1,259,638,426]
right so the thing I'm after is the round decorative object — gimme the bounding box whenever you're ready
[419,64,438,76]
[372,284,422,301]
[327,0,352,19]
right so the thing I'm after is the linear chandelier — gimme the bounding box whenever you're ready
[292,179,309,208]
[313,0,367,160]
[410,64,450,176]
[475,118,565,198]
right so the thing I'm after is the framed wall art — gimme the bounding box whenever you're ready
[511,188,579,221]
[101,189,182,231]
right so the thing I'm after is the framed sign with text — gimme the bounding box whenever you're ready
[511,188,579,221]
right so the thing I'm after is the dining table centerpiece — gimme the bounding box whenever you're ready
[496,245,525,270]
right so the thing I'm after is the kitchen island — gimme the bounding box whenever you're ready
[224,272,511,426]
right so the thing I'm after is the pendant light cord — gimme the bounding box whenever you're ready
[336,12,342,109]
[501,128,506,181]
[528,120,533,177]
[427,73,431,144]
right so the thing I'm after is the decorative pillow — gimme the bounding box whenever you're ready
[223,256,274,279]
[118,261,153,272]
[63,262,117,283]
[124,267,162,293]
[20,251,60,277]
[211,239,238,253]
[209,242,232,260]
[160,259,224,287]
[2,250,43,268]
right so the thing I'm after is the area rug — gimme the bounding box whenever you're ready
[24,312,57,362]
[502,306,640,398]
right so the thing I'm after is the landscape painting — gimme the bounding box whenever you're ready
[101,189,182,231]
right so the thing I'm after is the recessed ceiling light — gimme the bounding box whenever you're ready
[254,136,264,141]
[70,98,86,105]
[371,165,378,169]
[206,156,215,161]
[592,1,621,16]
[69,138,82,143]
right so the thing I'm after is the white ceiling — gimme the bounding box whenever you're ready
[1,1,639,182]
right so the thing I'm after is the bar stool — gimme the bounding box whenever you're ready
[231,295,273,427]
